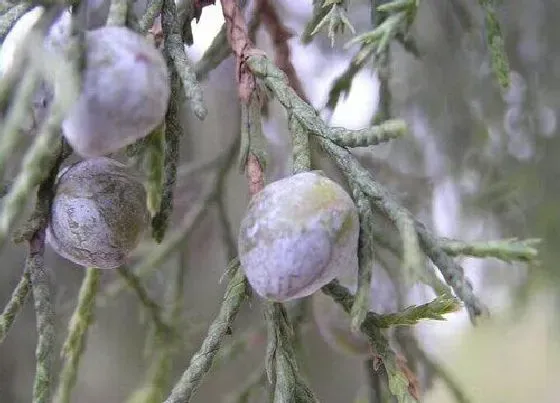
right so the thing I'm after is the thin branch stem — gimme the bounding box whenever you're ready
[0,270,31,343]
[28,230,55,403]
[161,0,207,119]
[264,302,318,402]
[53,268,101,403]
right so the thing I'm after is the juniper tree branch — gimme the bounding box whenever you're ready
[124,251,188,403]
[11,102,71,403]
[320,138,485,320]
[193,1,253,82]
[323,281,422,403]
[246,55,406,147]
[152,0,188,242]
[244,52,484,319]
[132,177,216,277]
[161,0,207,119]
[139,0,163,33]
[219,2,321,401]
[264,302,318,403]
[350,187,375,332]
[370,219,540,265]
[28,229,55,403]
[324,280,459,329]
[478,0,510,89]
[0,270,31,343]
[53,268,100,403]
[142,125,165,217]
[0,65,41,180]
[440,238,540,263]
[289,113,311,173]
[307,0,355,46]
[215,134,241,261]
[302,0,330,44]
[0,10,78,249]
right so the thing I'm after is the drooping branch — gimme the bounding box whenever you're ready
[0,271,31,343]
[28,229,55,403]
[243,52,484,319]
[54,268,101,403]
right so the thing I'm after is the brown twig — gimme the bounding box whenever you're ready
[255,0,309,103]
[221,0,257,102]
[245,153,265,195]
[396,352,421,400]
[220,0,265,193]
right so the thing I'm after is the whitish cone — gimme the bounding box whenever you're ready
[62,26,170,157]
[238,171,359,302]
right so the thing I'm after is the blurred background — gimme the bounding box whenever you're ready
[0,0,558,402]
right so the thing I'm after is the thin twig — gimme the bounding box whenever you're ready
[319,138,484,320]
[255,0,309,103]
[152,1,184,242]
[53,268,101,403]
[0,271,31,343]
[264,302,319,402]
[0,10,79,250]
[28,229,55,403]
[139,0,164,33]
[17,110,72,403]
[131,177,216,279]
[322,281,418,403]
[350,187,375,332]
[161,0,207,119]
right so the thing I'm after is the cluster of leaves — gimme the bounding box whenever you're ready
[0,0,537,403]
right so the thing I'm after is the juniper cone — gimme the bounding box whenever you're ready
[46,157,149,269]
[61,26,170,157]
[238,171,360,302]
[0,1,542,402]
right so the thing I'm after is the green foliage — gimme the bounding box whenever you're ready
[264,302,318,402]
[478,0,510,89]
[309,0,356,47]
[142,125,166,217]
[346,0,418,61]
[0,0,539,402]
[54,268,101,403]
[350,189,374,332]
